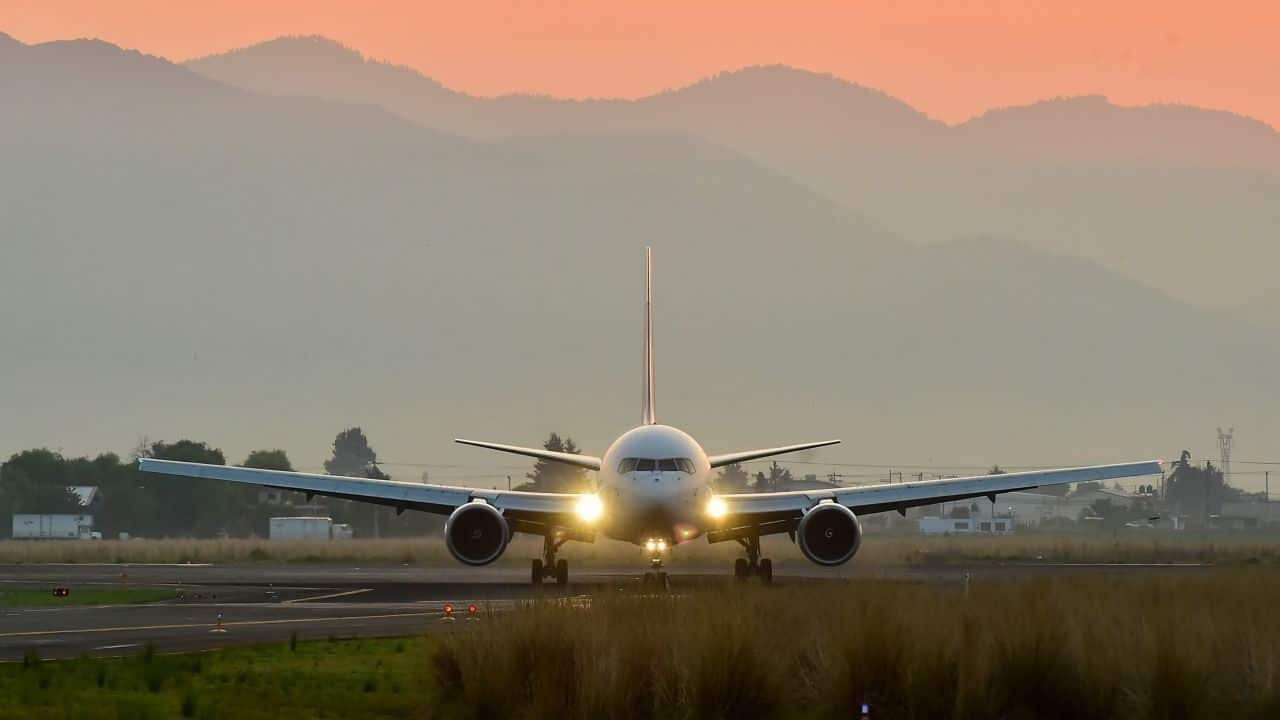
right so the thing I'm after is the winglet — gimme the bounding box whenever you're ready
[642,247,656,425]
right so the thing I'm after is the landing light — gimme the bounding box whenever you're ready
[706,496,728,519]
[576,494,604,523]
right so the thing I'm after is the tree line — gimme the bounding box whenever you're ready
[0,429,433,539]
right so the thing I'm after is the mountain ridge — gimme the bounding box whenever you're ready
[5,33,1279,479]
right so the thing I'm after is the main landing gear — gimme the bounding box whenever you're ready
[733,533,773,584]
[532,534,569,586]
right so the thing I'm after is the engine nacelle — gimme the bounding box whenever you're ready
[796,502,862,566]
[444,502,510,566]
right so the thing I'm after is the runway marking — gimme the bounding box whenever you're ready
[0,611,434,639]
[92,643,140,651]
[284,588,373,604]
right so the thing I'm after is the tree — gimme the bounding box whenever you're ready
[0,450,92,534]
[714,463,750,493]
[753,462,794,493]
[1165,460,1227,524]
[524,433,589,493]
[151,440,225,465]
[243,449,293,471]
[325,428,380,478]
[146,439,246,537]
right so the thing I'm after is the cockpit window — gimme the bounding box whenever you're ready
[618,457,696,473]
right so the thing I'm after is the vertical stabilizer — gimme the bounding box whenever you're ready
[642,247,656,425]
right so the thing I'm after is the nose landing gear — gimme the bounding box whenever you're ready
[532,534,569,586]
[642,555,671,593]
[733,533,773,584]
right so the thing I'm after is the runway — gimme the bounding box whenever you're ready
[0,561,1212,661]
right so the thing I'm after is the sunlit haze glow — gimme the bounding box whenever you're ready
[3,0,1279,128]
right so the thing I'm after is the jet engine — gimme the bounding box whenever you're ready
[796,502,862,566]
[445,502,510,566]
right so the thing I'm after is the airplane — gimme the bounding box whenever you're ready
[140,248,1162,590]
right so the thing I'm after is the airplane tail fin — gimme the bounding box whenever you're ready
[642,247,656,425]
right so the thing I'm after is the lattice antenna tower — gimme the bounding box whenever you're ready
[1217,427,1234,487]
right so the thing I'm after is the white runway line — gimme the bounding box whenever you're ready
[283,588,373,604]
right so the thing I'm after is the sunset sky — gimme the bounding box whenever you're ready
[4,0,1278,128]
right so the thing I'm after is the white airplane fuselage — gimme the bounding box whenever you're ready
[597,424,715,547]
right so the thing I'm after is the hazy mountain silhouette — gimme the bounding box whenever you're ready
[957,95,1280,167]
[188,37,1280,308]
[6,35,1279,484]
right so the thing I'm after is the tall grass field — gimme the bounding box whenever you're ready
[432,571,1280,719]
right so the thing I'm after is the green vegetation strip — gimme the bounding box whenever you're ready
[0,588,176,608]
[0,637,428,720]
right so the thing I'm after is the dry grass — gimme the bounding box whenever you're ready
[2,531,1278,568]
[430,570,1280,720]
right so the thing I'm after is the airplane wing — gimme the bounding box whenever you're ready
[707,440,841,468]
[454,439,601,471]
[705,460,1162,542]
[137,459,587,536]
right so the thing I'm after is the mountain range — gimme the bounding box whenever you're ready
[3,32,1277,484]
[187,37,1280,310]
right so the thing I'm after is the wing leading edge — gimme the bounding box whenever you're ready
[706,460,1162,541]
[454,439,601,471]
[707,439,841,469]
[137,458,586,533]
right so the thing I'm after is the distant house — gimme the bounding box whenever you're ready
[1070,487,1139,511]
[919,515,1014,535]
[1218,501,1280,529]
[932,491,1085,528]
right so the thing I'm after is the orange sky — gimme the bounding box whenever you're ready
[4,0,1278,127]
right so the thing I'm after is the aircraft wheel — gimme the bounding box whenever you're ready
[641,572,655,592]
[759,558,773,585]
[555,559,569,586]
[657,572,670,593]
[734,558,749,580]
[531,559,544,585]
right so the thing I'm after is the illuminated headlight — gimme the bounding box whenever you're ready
[706,496,728,519]
[645,538,657,552]
[656,539,667,551]
[575,494,604,524]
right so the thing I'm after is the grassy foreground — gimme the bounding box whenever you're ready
[432,570,1280,720]
[0,588,175,608]
[4,571,1280,719]
[2,531,1280,567]
[0,637,429,720]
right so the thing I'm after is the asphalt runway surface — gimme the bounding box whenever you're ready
[0,561,1212,661]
